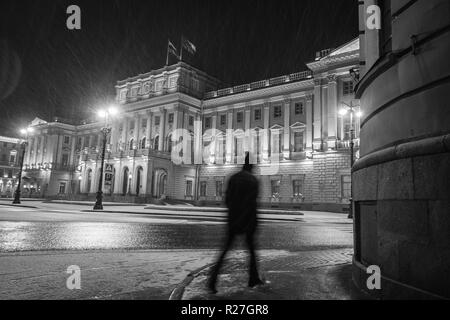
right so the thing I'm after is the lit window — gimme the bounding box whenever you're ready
[215,180,223,197]
[200,181,207,197]
[294,131,304,152]
[58,182,67,194]
[185,180,193,196]
[293,179,303,197]
[271,180,281,198]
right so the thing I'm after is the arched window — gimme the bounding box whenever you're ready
[140,137,146,149]
[154,136,159,151]
[129,139,134,150]
[167,134,173,153]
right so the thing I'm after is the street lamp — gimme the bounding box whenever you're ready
[339,101,361,219]
[93,105,118,210]
[13,127,34,204]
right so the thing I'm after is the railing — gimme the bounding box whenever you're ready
[204,70,312,100]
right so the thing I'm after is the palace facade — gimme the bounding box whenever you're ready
[21,38,361,212]
[0,136,22,197]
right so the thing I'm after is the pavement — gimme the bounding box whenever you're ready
[176,248,370,300]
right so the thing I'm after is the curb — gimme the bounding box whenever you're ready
[169,263,216,300]
[81,209,303,222]
[0,203,38,209]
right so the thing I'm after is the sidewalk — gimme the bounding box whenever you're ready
[177,248,370,300]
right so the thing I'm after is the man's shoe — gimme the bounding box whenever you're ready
[248,278,264,288]
[207,279,218,294]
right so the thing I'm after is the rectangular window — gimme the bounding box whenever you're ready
[58,182,66,194]
[237,112,243,123]
[205,117,212,129]
[215,180,223,197]
[120,89,127,100]
[168,113,174,124]
[220,115,226,126]
[295,103,304,115]
[141,118,148,128]
[189,116,194,126]
[64,136,70,144]
[155,116,161,126]
[129,120,135,130]
[168,76,178,88]
[1,154,6,162]
[200,181,207,197]
[254,109,261,121]
[341,175,351,199]
[9,153,16,164]
[155,79,164,92]
[271,179,281,198]
[274,106,282,118]
[343,81,353,96]
[185,180,193,196]
[62,154,69,167]
[293,180,303,197]
[294,131,304,152]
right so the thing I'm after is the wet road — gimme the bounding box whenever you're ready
[0,204,353,253]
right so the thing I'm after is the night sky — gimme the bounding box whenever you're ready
[0,0,358,136]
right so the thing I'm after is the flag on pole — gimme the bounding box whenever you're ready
[182,37,196,55]
[166,40,179,65]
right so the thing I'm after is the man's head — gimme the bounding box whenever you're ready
[243,152,253,172]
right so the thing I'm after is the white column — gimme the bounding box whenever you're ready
[159,108,166,151]
[226,111,233,163]
[263,103,270,160]
[306,94,313,151]
[244,108,251,153]
[313,79,322,150]
[146,111,152,148]
[327,74,338,149]
[283,98,291,159]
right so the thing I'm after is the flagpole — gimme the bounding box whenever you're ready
[166,39,169,66]
[180,36,183,62]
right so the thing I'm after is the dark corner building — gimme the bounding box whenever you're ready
[354,0,450,299]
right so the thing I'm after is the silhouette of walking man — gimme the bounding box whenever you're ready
[208,152,264,293]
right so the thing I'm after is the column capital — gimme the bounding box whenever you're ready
[327,74,337,83]
[314,78,322,86]
[283,96,291,105]
[305,93,314,101]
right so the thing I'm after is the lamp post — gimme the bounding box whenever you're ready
[339,101,362,219]
[93,106,118,210]
[13,127,34,204]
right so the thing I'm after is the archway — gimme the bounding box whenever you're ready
[122,167,129,195]
[153,169,168,198]
[135,167,144,195]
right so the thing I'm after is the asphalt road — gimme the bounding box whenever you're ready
[0,204,353,252]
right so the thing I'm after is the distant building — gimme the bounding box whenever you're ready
[21,38,361,212]
[354,0,450,299]
[0,136,22,198]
